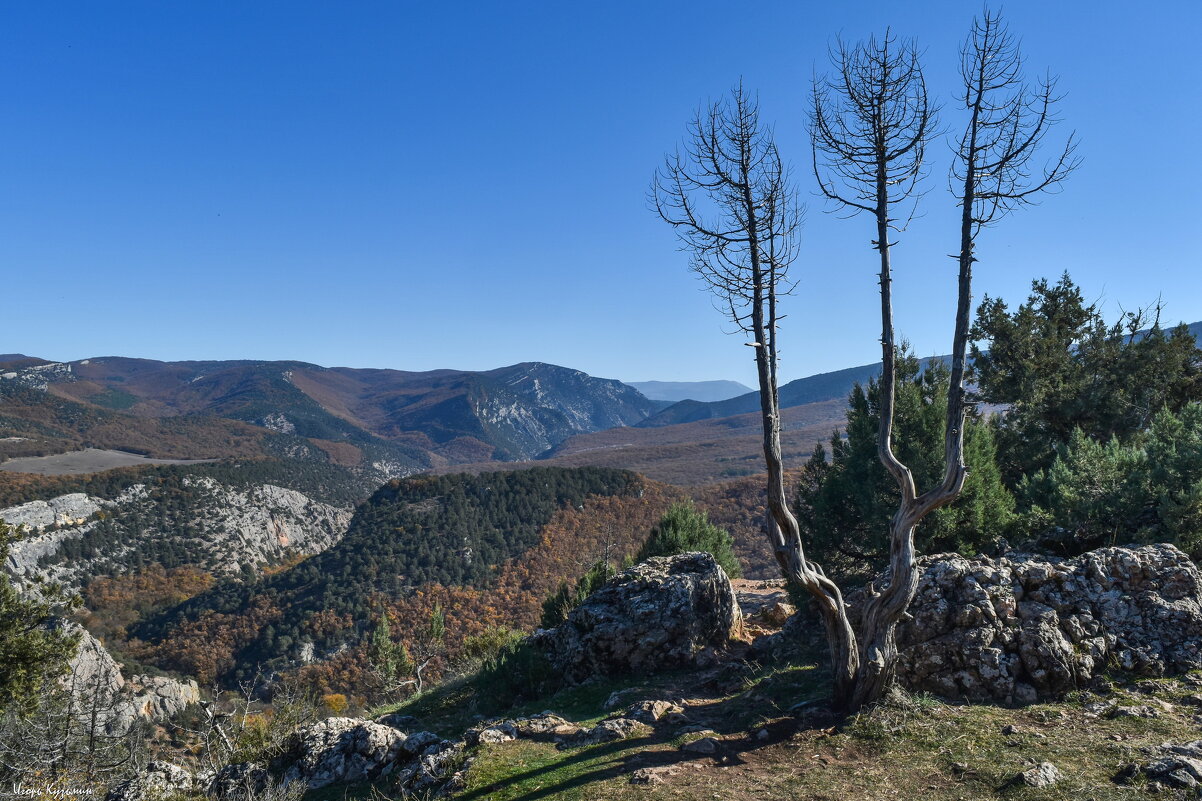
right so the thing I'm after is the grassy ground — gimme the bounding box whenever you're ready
[375,664,1202,801]
[354,619,1202,801]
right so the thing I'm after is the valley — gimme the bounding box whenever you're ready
[0,347,845,712]
[3,322,1199,799]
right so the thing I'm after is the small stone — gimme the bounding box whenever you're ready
[682,736,720,755]
[759,602,795,627]
[1001,724,1018,735]
[623,699,685,723]
[1018,762,1062,788]
[629,767,677,785]
[756,728,770,741]
[1084,700,1117,716]
[477,726,515,745]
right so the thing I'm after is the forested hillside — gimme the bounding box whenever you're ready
[131,467,648,685]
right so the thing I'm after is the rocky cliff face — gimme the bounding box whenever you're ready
[0,360,75,391]
[2,479,352,588]
[59,622,200,736]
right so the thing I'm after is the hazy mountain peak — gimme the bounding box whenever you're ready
[625,380,753,403]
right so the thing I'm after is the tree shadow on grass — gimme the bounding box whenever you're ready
[456,693,826,801]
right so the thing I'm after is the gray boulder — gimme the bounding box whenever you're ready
[105,761,194,801]
[394,741,467,795]
[620,699,685,724]
[124,674,201,723]
[1117,741,1202,789]
[532,552,741,683]
[399,730,443,756]
[208,762,270,800]
[1017,762,1062,788]
[513,713,573,739]
[559,718,651,749]
[279,718,408,789]
[890,544,1202,704]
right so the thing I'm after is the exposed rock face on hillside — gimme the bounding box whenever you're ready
[61,622,200,735]
[65,620,126,697]
[3,480,352,588]
[0,360,74,391]
[1,492,101,528]
[892,544,1202,704]
[533,552,741,683]
[185,477,352,570]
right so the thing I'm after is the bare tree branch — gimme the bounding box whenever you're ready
[652,82,860,704]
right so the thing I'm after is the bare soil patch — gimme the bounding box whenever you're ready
[0,448,215,475]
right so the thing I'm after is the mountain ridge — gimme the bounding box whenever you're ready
[625,380,753,403]
[641,319,1202,427]
[1,357,660,471]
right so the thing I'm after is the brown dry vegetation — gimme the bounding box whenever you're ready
[0,388,268,462]
[130,596,285,685]
[81,566,215,644]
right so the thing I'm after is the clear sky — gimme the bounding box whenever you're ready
[2,1,1199,386]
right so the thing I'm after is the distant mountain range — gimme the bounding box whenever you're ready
[4,317,1198,485]
[638,320,1202,428]
[0,356,657,474]
[624,380,752,403]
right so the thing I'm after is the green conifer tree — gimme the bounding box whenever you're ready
[0,522,78,711]
[796,350,1014,576]
[637,501,742,578]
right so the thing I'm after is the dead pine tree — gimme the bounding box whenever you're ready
[810,30,943,710]
[807,12,1075,710]
[952,8,1078,320]
[655,12,1076,714]
[651,83,866,708]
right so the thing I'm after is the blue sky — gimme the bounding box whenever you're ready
[2,1,1199,386]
